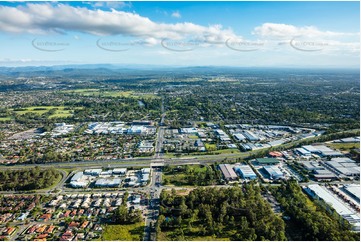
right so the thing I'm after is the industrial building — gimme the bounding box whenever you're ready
[94,179,121,188]
[70,172,89,188]
[304,184,360,231]
[84,169,102,176]
[234,165,257,180]
[295,148,311,157]
[112,168,127,175]
[218,164,238,181]
[324,158,360,177]
[256,158,280,165]
[141,168,151,174]
[302,145,343,157]
[243,130,260,141]
[301,161,323,171]
[233,133,246,141]
[263,166,284,180]
[343,184,360,203]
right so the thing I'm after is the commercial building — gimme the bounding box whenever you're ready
[180,128,198,134]
[304,184,360,231]
[302,145,343,157]
[343,185,360,203]
[218,164,238,181]
[233,133,246,141]
[141,174,150,183]
[84,169,102,176]
[112,168,127,175]
[141,168,151,174]
[243,131,260,141]
[234,165,257,180]
[324,158,360,177]
[295,148,311,156]
[269,151,283,158]
[70,172,89,188]
[256,158,280,165]
[300,161,337,180]
[301,161,324,171]
[94,179,121,188]
[263,166,284,180]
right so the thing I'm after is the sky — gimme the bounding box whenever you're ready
[0,1,359,68]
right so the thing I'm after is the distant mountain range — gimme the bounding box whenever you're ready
[0,64,358,78]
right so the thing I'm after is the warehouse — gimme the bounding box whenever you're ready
[263,166,284,180]
[301,161,324,171]
[70,172,89,188]
[141,168,151,174]
[84,169,102,176]
[304,184,360,231]
[218,164,238,181]
[295,148,311,156]
[343,184,360,203]
[243,130,260,141]
[302,145,342,157]
[234,165,257,180]
[112,168,127,175]
[324,158,360,177]
[94,179,121,187]
[256,158,280,165]
[233,133,246,141]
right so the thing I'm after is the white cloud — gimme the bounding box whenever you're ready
[253,23,358,39]
[0,3,238,43]
[171,11,181,18]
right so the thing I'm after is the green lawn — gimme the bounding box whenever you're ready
[10,106,82,119]
[327,142,360,151]
[188,135,199,139]
[48,110,73,119]
[102,222,144,241]
[205,143,217,151]
[0,117,11,121]
[163,164,213,186]
[62,89,159,99]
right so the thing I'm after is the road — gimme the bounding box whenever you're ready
[143,168,162,241]
[154,95,166,160]
[154,127,165,159]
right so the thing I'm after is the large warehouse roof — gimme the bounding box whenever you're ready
[256,158,280,164]
[219,164,238,180]
[306,184,354,215]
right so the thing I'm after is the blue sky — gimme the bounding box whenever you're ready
[0,1,359,68]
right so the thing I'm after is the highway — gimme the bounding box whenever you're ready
[2,128,357,171]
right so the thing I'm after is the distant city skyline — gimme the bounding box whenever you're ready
[0,1,359,68]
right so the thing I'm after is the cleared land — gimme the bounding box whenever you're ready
[102,222,144,241]
[11,106,83,119]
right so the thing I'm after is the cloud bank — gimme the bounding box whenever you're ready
[0,3,237,43]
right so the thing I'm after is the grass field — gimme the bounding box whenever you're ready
[158,222,231,240]
[102,222,144,241]
[10,106,82,119]
[0,117,12,121]
[163,164,211,186]
[205,143,217,151]
[62,89,159,99]
[327,142,360,151]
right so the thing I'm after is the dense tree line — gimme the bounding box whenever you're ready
[157,185,286,240]
[0,167,61,191]
[272,180,359,241]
